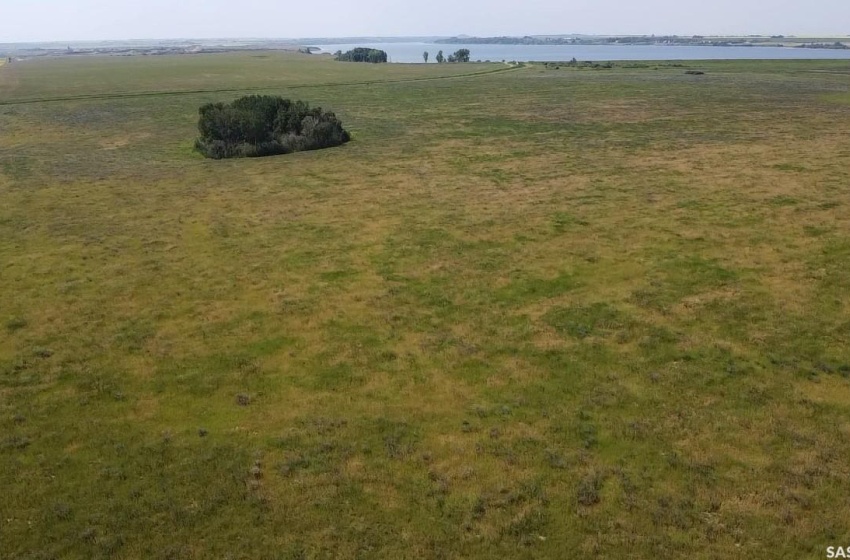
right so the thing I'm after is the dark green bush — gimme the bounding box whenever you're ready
[194,95,350,159]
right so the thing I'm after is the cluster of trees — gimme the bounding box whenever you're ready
[422,49,471,63]
[798,42,849,50]
[334,48,388,63]
[447,49,471,63]
[195,95,350,159]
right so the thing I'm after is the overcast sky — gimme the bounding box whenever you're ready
[2,0,848,43]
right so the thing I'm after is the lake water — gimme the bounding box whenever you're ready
[314,42,850,63]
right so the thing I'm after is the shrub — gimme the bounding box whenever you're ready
[576,472,603,506]
[5,317,27,332]
[194,95,350,159]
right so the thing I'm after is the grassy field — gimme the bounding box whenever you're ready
[1,52,850,559]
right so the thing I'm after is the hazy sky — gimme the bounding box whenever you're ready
[2,0,848,43]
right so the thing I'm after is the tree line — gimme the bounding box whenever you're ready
[422,49,470,63]
[331,47,471,64]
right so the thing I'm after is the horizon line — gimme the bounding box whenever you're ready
[3,33,850,46]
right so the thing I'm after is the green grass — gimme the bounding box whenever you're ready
[2,53,850,559]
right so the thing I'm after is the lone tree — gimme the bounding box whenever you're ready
[447,49,471,63]
[423,51,429,63]
[195,95,350,159]
[335,47,388,63]
[435,50,444,63]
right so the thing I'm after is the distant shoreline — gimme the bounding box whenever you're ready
[435,35,850,49]
[3,34,849,51]
[3,35,849,60]
[0,43,311,59]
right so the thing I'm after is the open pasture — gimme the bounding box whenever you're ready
[1,52,850,558]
